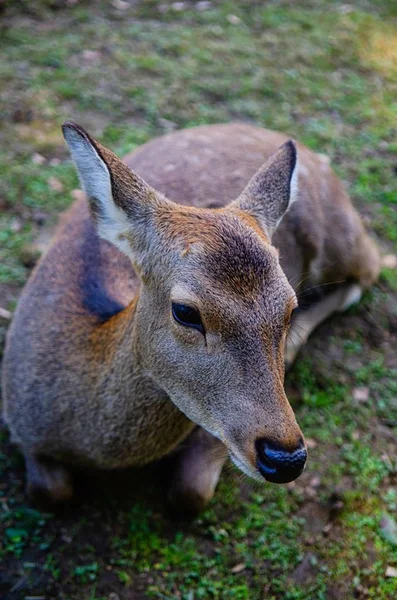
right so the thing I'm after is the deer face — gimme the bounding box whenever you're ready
[63,122,306,484]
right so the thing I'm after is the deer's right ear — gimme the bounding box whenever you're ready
[62,121,165,264]
[230,140,299,240]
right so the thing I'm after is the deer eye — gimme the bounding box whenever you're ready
[172,302,205,335]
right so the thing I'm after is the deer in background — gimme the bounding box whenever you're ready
[2,122,380,514]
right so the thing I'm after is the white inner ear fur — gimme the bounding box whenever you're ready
[271,156,300,235]
[64,128,132,256]
[289,157,299,206]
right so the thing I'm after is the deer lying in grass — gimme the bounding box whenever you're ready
[2,123,380,513]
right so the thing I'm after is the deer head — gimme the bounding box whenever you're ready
[63,122,306,484]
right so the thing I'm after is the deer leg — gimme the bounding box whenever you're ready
[25,453,74,507]
[168,427,228,516]
[285,283,362,368]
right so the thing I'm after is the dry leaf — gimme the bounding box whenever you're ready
[386,566,397,577]
[231,563,246,574]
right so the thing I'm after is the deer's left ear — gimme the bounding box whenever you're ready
[231,140,298,239]
[62,121,168,269]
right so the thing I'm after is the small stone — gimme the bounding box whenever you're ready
[386,566,397,577]
[355,584,368,596]
[382,254,397,269]
[227,14,241,24]
[10,218,22,232]
[305,487,317,499]
[306,438,317,449]
[330,499,344,514]
[196,1,212,10]
[381,513,397,546]
[49,158,61,166]
[322,523,333,535]
[381,453,393,469]
[172,2,186,11]
[71,188,85,202]
[338,4,354,14]
[231,562,246,574]
[158,117,178,130]
[111,0,130,9]
[318,153,330,165]
[362,215,371,226]
[32,152,46,165]
[48,176,64,193]
[352,387,370,403]
[0,307,12,321]
[82,50,102,64]
[309,475,321,488]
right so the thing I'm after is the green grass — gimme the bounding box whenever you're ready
[0,1,396,598]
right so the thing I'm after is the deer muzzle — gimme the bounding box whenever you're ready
[255,437,307,483]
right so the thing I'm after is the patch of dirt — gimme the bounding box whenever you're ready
[291,552,318,585]
[0,423,183,600]
[296,501,330,534]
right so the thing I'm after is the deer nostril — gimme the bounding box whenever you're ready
[255,438,307,484]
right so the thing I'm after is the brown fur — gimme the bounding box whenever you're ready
[2,123,380,508]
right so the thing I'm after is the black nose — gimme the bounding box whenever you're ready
[255,438,307,483]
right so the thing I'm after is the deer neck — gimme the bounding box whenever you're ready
[87,294,193,465]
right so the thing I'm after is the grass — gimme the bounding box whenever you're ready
[0,1,396,598]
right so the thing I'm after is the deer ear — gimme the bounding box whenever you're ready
[62,121,165,261]
[231,140,298,239]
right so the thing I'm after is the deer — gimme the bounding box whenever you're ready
[2,122,380,514]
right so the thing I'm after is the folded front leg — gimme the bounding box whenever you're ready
[168,427,228,517]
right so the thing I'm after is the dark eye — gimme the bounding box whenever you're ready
[172,302,205,335]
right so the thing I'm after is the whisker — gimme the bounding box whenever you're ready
[296,280,347,305]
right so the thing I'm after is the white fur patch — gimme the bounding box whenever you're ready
[273,155,299,233]
[339,284,363,312]
[289,157,299,206]
[230,452,263,482]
